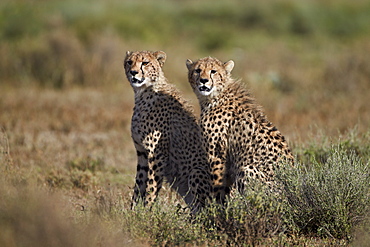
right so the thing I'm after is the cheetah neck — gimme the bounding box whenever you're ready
[199,79,261,121]
[133,76,193,115]
[198,79,235,109]
[132,74,168,96]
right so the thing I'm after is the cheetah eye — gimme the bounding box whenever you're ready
[142,62,149,66]
[211,70,217,74]
[195,68,201,73]
[126,60,133,66]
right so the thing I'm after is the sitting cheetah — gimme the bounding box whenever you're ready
[124,50,211,213]
[186,56,294,201]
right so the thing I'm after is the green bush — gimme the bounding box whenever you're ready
[121,197,210,246]
[201,183,289,246]
[278,145,370,240]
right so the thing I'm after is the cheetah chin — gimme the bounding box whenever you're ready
[198,85,213,95]
[130,77,145,86]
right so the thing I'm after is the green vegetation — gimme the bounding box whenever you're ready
[2,132,368,246]
[1,0,369,246]
[279,144,370,240]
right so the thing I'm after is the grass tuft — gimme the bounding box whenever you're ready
[121,196,210,246]
[201,182,288,246]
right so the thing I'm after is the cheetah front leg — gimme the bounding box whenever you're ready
[142,149,166,206]
[131,143,149,209]
[204,133,230,203]
[187,166,213,214]
[131,131,167,208]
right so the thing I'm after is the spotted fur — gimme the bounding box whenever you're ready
[124,51,212,213]
[186,56,294,201]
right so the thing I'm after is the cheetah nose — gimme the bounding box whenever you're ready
[200,78,209,83]
[130,70,138,76]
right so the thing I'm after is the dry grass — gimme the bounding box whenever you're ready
[1,81,369,246]
[0,87,149,246]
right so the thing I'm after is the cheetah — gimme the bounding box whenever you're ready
[186,56,294,201]
[124,51,212,213]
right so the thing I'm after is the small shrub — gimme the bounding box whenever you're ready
[43,156,105,190]
[278,145,370,240]
[122,195,210,246]
[67,156,105,173]
[201,181,289,246]
[44,169,69,189]
[69,169,94,191]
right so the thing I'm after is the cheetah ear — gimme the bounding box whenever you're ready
[224,60,234,74]
[126,51,132,57]
[186,59,193,70]
[154,51,166,67]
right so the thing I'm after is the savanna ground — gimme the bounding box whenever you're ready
[1,0,370,246]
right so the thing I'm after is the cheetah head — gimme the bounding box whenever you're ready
[186,57,234,98]
[124,51,166,88]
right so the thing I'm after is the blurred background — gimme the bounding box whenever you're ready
[1,0,369,142]
[1,0,370,171]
